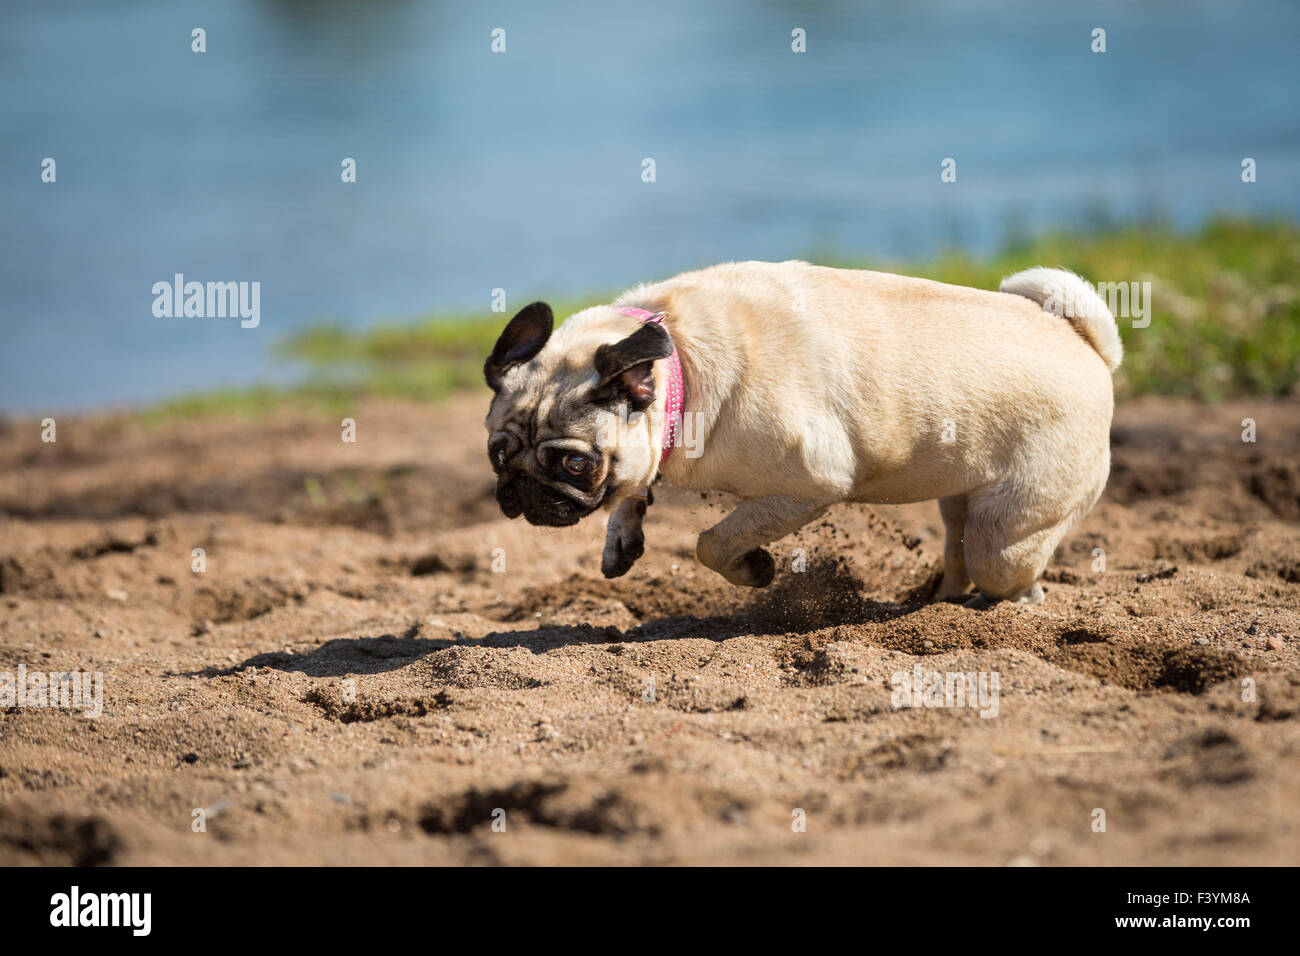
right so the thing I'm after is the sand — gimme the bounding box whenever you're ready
[1,393,1297,865]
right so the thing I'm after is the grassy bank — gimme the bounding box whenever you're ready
[148,218,1300,420]
[891,218,1300,400]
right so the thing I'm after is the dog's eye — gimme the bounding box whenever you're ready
[560,453,589,476]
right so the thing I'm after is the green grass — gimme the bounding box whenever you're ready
[149,217,1300,420]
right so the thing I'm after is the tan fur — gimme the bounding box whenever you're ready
[488,260,1118,603]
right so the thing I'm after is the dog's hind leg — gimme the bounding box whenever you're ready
[696,495,831,588]
[960,483,1082,608]
[934,493,972,600]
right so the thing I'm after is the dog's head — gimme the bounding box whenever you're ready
[483,301,672,526]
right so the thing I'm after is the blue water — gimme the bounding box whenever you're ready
[3,0,1298,411]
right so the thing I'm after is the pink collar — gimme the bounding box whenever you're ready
[614,306,684,462]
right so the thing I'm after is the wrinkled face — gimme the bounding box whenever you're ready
[483,302,671,527]
[486,379,614,527]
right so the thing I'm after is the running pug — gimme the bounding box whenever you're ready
[484,261,1120,606]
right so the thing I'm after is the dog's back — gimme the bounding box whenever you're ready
[623,260,1115,503]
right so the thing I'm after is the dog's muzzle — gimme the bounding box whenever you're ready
[496,472,595,527]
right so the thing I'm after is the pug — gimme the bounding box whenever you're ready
[484,261,1120,606]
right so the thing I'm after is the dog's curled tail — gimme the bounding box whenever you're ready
[999,267,1123,371]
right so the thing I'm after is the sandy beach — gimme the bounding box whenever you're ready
[1,393,1297,865]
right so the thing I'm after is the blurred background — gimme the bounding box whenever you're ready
[2,0,1298,412]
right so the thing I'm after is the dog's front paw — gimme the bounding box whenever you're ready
[601,530,644,578]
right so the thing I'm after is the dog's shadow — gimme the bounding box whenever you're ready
[180,631,456,679]
[185,559,936,679]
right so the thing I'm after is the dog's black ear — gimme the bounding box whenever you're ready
[485,302,553,389]
[593,323,673,411]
